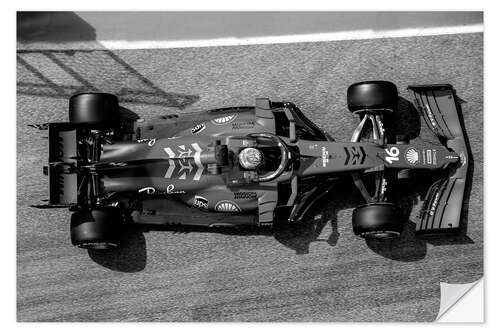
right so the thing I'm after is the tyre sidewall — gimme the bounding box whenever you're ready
[69,93,120,128]
[70,207,123,248]
[352,203,403,237]
[347,81,398,113]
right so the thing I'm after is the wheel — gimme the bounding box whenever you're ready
[69,92,120,128]
[70,207,123,250]
[352,202,403,239]
[347,81,398,114]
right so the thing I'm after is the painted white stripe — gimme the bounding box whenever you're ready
[99,24,483,50]
[163,147,176,179]
[163,147,175,158]
[165,160,175,179]
[192,143,204,181]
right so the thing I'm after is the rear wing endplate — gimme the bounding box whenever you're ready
[47,123,78,205]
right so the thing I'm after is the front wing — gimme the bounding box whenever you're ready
[408,84,470,235]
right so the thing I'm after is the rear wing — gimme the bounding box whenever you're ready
[47,123,79,205]
[408,85,470,235]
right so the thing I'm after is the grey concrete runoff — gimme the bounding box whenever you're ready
[17,33,482,321]
[17,12,482,45]
[27,12,485,40]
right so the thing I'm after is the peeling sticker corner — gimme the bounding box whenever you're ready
[436,278,483,322]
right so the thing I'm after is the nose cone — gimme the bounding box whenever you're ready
[238,147,263,169]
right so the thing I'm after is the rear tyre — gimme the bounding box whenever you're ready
[69,92,120,128]
[352,202,403,239]
[347,81,398,114]
[70,207,123,250]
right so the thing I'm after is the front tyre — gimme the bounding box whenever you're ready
[347,81,398,114]
[352,203,403,239]
[70,207,123,250]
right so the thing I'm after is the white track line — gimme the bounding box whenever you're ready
[99,24,483,50]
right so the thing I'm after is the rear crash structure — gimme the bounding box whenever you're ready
[37,81,470,250]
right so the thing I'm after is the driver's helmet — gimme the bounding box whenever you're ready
[238,147,263,169]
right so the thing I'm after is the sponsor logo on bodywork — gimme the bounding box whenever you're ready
[164,143,204,181]
[191,123,206,134]
[138,184,185,195]
[137,138,156,146]
[215,200,241,212]
[381,178,387,196]
[421,149,437,165]
[321,146,329,167]
[166,184,186,194]
[404,148,419,165]
[233,191,258,200]
[108,162,127,166]
[211,114,237,125]
[429,191,441,216]
[424,104,438,128]
[231,121,255,130]
[138,187,156,195]
[193,195,209,210]
[344,146,366,165]
[376,117,385,136]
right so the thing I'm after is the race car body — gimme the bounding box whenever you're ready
[39,81,470,249]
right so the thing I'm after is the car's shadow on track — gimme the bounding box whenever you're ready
[88,225,147,272]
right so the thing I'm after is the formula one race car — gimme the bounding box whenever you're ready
[38,81,470,250]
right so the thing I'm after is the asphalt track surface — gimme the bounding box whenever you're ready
[17,33,483,321]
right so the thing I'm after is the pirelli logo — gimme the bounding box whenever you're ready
[344,146,366,165]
